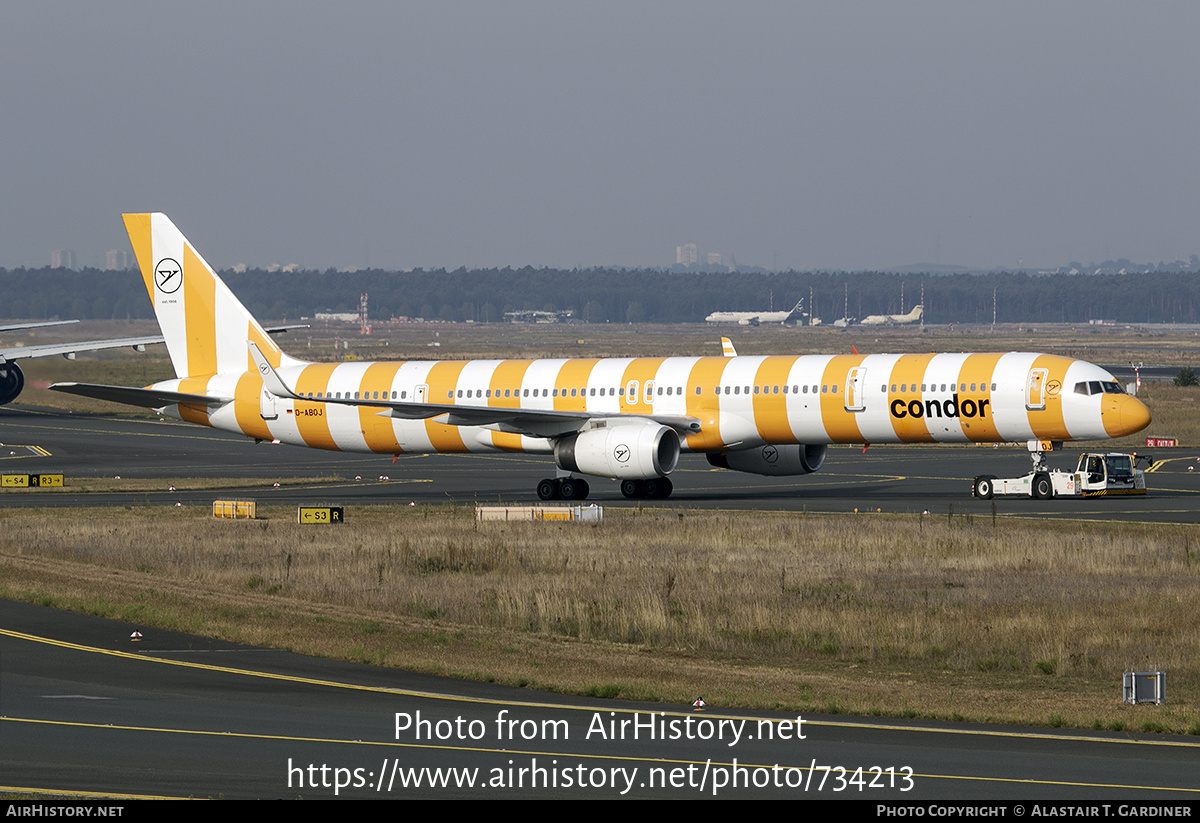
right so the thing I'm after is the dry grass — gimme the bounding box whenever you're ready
[2,503,1199,732]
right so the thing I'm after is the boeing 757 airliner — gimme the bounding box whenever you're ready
[51,215,1151,500]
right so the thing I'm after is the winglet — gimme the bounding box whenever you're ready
[249,341,299,399]
[720,337,738,357]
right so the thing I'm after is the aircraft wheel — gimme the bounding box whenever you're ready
[558,478,581,501]
[574,478,590,500]
[643,477,672,499]
[620,479,643,499]
[536,478,559,500]
[1032,473,1053,500]
[973,475,995,500]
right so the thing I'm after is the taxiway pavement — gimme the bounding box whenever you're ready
[0,405,1195,523]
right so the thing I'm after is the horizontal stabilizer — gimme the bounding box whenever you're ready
[48,382,231,410]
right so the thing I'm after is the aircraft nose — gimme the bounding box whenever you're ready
[1102,394,1152,437]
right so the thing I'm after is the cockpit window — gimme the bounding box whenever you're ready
[1073,380,1126,396]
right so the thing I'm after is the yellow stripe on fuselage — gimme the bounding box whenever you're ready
[683,356,728,451]
[357,362,403,453]
[424,361,469,451]
[885,353,938,442]
[233,372,273,440]
[292,363,339,450]
[620,358,665,413]
[553,359,600,411]
[957,353,1002,442]
[1028,354,1070,440]
[752,356,798,444]
[819,355,865,442]
[176,376,213,427]
[489,360,533,408]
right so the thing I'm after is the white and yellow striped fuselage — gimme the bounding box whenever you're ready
[155,350,1147,455]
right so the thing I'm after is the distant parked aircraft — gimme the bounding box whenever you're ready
[859,305,924,326]
[705,298,805,326]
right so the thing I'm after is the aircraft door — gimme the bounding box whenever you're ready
[1026,368,1048,411]
[259,386,278,420]
[626,380,639,406]
[845,367,867,412]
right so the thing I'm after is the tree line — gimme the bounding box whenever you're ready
[2,266,1199,325]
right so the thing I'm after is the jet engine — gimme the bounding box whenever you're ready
[707,443,827,476]
[554,422,680,479]
[0,361,25,405]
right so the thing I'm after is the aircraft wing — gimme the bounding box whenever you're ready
[0,324,300,365]
[0,334,165,364]
[248,342,701,439]
[0,320,79,332]
[47,382,232,411]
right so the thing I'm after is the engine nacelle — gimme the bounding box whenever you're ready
[707,443,827,476]
[0,361,25,405]
[555,422,680,480]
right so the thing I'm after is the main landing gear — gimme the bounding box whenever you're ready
[537,476,591,501]
[620,477,673,499]
[533,476,675,500]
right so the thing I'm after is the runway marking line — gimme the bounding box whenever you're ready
[5,627,1200,749]
[1145,456,1200,473]
[0,782,176,801]
[2,716,1198,796]
[0,444,50,460]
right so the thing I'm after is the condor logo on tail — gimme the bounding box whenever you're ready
[891,395,991,420]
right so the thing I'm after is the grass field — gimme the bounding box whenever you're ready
[1,503,1197,734]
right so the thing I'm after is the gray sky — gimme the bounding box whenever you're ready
[2,2,1197,271]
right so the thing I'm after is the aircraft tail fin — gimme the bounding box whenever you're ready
[123,213,292,379]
